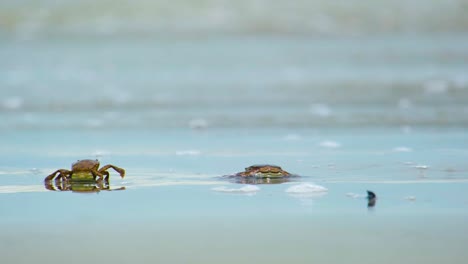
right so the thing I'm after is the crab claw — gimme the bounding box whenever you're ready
[117,168,125,178]
[44,174,56,182]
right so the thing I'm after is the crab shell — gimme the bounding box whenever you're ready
[71,159,101,181]
[72,159,100,172]
[235,164,292,178]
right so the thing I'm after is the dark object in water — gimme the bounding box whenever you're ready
[367,190,377,207]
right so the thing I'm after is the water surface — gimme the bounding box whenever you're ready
[1,1,468,263]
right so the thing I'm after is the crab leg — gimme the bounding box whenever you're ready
[44,169,71,182]
[44,180,57,191]
[90,169,106,180]
[99,164,126,179]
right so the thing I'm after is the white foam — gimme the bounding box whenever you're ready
[309,104,332,117]
[285,183,328,194]
[423,79,449,95]
[286,183,328,199]
[319,140,341,148]
[414,165,429,169]
[392,147,413,152]
[85,118,103,128]
[189,118,208,130]
[2,96,24,110]
[452,75,468,89]
[346,192,365,199]
[400,125,412,134]
[404,196,416,201]
[92,150,111,158]
[175,150,201,156]
[112,92,131,104]
[397,98,413,109]
[212,185,260,193]
[29,168,41,175]
[0,185,47,194]
[283,134,302,141]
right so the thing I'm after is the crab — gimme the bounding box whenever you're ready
[44,159,125,182]
[225,164,296,184]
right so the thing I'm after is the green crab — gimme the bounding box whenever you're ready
[235,164,292,178]
[226,164,296,184]
[44,159,125,182]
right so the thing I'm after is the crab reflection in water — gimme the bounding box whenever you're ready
[44,178,125,193]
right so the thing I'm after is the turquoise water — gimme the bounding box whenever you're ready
[1,128,468,263]
[2,1,468,263]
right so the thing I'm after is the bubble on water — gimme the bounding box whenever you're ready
[309,103,332,117]
[392,146,413,152]
[319,140,341,148]
[92,150,111,158]
[400,125,412,134]
[414,165,429,169]
[189,118,208,130]
[29,168,41,175]
[283,134,302,141]
[398,98,413,109]
[452,75,468,89]
[2,96,24,110]
[281,67,307,83]
[423,79,449,95]
[86,118,104,128]
[113,93,131,105]
[176,150,201,156]
[212,185,260,194]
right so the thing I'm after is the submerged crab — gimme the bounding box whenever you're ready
[235,164,292,178]
[226,164,296,184]
[44,159,125,182]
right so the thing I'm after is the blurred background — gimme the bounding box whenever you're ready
[1,0,468,130]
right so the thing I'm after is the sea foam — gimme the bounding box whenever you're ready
[285,183,328,194]
[318,140,341,148]
[392,146,413,152]
[175,150,201,156]
[212,185,260,194]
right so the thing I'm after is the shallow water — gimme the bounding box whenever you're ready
[2,1,468,263]
[1,128,468,263]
